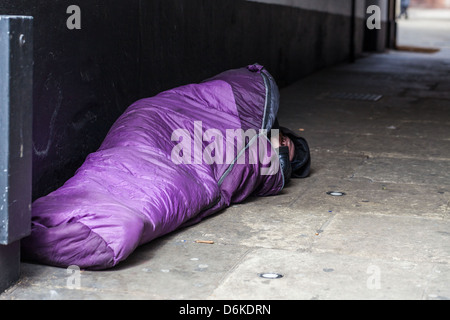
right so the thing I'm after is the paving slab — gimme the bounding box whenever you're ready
[3,239,249,300]
[311,213,450,263]
[288,177,449,219]
[168,204,330,252]
[210,248,449,300]
[351,157,450,186]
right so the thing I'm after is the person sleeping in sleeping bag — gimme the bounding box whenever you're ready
[22,64,310,270]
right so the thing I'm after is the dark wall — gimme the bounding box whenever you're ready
[0,0,364,200]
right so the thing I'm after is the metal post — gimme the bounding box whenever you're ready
[0,15,33,293]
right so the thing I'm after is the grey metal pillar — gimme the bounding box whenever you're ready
[0,15,33,293]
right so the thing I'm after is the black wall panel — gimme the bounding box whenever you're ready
[1,0,141,199]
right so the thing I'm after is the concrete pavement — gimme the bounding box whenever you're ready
[1,9,450,300]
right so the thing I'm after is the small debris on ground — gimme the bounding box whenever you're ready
[195,240,215,244]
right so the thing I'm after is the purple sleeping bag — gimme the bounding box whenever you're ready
[22,64,285,270]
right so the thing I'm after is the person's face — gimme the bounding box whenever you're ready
[280,134,295,162]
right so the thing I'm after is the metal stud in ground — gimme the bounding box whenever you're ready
[259,273,284,279]
[327,191,346,196]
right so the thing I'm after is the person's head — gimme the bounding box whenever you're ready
[279,126,311,180]
[279,132,295,162]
